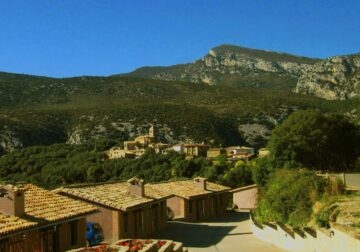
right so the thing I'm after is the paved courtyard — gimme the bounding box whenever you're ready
[155,211,285,252]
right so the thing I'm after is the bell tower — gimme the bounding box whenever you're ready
[149,125,155,138]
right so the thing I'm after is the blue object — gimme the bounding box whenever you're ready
[86,222,104,246]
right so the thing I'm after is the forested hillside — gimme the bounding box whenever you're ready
[1,71,358,155]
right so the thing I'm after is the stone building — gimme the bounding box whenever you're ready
[226,146,255,161]
[0,184,97,252]
[147,177,230,222]
[58,178,172,243]
[207,148,226,158]
[107,126,168,159]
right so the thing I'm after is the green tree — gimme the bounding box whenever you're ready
[268,110,360,171]
[221,160,254,187]
[252,157,273,187]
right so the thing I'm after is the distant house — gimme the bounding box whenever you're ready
[207,148,226,158]
[170,144,210,158]
[58,178,172,243]
[0,184,97,252]
[231,184,258,210]
[147,177,230,222]
[182,144,210,158]
[258,148,270,158]
[226,146,255,161]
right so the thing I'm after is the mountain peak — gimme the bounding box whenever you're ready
[126,44,320,89]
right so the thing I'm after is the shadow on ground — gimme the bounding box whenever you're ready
[154,211,250,248]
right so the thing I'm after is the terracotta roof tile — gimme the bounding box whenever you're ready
[60,182,171,211]
[0,214,37,236]
[0,184,97,237]
[147,180,230,199]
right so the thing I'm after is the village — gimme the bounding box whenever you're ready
[0,174,260,252]
[106,125,267,161]
[0,126,264,252]
[1,125,360,252]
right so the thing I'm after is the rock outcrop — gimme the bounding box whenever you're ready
[126,44,319,89]
[295,54,360,100]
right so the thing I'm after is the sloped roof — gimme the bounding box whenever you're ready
[147,180,230,199]
[0,214,37,236]
[59,182,172,211]
[0,184,97,237]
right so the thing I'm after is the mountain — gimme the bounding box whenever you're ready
[125,44,320,90]
[295,53,360,100]
[0,45,359,154]
[0,70,355,155]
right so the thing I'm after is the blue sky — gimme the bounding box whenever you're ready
[0,0,359,77]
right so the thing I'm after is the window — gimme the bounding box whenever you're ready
[188,200,193,214]
[124,213,129,233]
[70,221,78,246]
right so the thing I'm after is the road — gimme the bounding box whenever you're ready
[154,211,285,252]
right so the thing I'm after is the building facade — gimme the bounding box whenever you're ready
[147,177,230,222]
[207,148,226,158]
[58,178,171,243]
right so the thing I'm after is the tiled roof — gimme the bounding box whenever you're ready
[25,184,97,222]
[0,213,37,236]
[60,182,172,211]
[147,180,230,199]
[0,184,97,237]
[206,182,231,192]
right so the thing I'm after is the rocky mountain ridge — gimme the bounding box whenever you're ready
[126,45,320,90]
[295,54,360,100]
[126,44,360,100]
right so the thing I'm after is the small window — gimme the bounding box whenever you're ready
[70,221,78,246]
[188,200,193,214]
[124,213,129,233]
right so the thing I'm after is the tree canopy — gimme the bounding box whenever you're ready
[267,110,360,171]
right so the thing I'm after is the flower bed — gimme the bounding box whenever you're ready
[67,244,128,252]
[156,240,174,252]
[67,239,187,252]
[114,239,156,252]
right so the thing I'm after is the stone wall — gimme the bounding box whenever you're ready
[250,215,360,252]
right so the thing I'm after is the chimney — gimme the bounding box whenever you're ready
[0,184,26,217]
[193,177,207,191]
[127,177,145,197]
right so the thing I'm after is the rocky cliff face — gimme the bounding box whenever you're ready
[295,54,360,100]
[127,45,319,89]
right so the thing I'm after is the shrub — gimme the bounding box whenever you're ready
[255,169,325,227]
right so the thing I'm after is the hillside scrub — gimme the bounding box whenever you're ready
[254,169,327,227]
[0,72,359,154]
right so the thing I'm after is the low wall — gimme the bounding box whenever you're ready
[250,215,360,252]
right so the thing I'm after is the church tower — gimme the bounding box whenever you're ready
[149,125,155,138]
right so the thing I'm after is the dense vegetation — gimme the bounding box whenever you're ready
[1,71,359,154]
[253,110,360,227]
[267,110,360,171]
[0,143,253,189]
[255,169,326,227]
